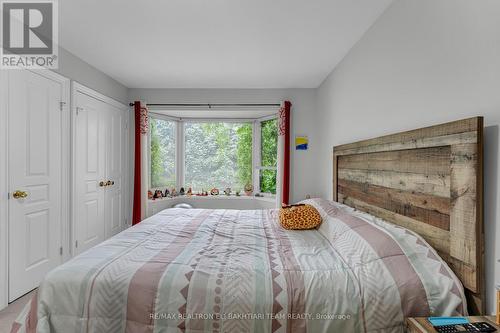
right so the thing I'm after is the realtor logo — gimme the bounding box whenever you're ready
[1,0,58,69]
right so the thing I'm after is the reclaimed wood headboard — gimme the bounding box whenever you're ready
[333,117,484,314]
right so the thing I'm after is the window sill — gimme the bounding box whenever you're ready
[146,195,276,218]
[148,195,275,204]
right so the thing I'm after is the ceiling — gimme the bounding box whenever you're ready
[59,0,393,89]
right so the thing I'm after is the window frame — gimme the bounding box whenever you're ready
[254,115,278,196]
[148,112,278,197]
[148,113,180,189]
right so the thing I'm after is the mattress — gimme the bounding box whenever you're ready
[11,198,466,333]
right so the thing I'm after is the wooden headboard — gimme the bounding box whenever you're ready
[333,117,484,314]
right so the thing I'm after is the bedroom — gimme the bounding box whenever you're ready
[0,0,499,332]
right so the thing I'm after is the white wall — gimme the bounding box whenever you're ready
[54,48,129,104]
[128,88,318,203]
[316,0,500,314]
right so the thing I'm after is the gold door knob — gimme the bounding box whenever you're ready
[12,190,28,199]
[107,180,112,186]
[99,181,105,187]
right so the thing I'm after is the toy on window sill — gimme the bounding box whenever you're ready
[148,190,153,200]
[244,183,253,196]
[187,187,192,196]
[170,188,177,197]
[235,190,241,196]
[210,188,219,196]
[179,187,185,196]
[153,189,163,199]
[163,188,170,197]
[224,188,231,196]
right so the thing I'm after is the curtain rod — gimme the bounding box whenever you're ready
[128,103,281,107]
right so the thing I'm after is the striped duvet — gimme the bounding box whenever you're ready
[11,198,465,333]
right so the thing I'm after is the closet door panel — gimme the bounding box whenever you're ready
[105,105,124,237]
[74,93,106,254]
[8,70,64,301]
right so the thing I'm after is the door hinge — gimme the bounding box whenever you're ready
[60,101,66,111]
[59,246,63,255]
[75,240,78,248]
[7,192,10,200]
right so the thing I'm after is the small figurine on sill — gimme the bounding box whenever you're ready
[244,183,253,196]
[255,193,264,197]
[148,190,153,200]
[179,187,185,196]
[210,188,219,196]
[187,187,192,196]
[224,188,231,196]
[235,190,241,196]
[171,188,177,197]
[153,189,163,199]
[164,188,170,197]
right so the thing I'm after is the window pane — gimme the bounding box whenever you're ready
[184,122,252,192]
[261,119,278,167]
[260,169,277,194]
[260,118,277,193]
[150,118,176,188]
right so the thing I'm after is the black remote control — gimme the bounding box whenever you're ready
[434,322,497,332]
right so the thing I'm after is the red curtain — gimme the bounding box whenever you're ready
[132,101,148,225]
[279,101,291,205]
[132,102,142,225]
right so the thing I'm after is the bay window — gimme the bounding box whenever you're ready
[149,114,278,196]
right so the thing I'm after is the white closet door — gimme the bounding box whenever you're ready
[74,92,106,255]
[104,104,124,238]
[8,70,64,301]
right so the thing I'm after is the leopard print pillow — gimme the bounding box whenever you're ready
[279,204,322,230]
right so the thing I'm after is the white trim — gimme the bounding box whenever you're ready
[72,81,127,110]
[0,70,9,311]
[177,121,184,188]
[256,114,277,122]
[148,111,180,122]
[252,120,260,193]
[178,118,254,123]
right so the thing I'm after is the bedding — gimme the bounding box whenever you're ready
[11,198,466,333]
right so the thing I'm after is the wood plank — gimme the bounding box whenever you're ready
[334,131,477,156]
[450,143,478,267]
[338,194,450,255]
[338,179,450,215]
[338,168,450,198]
[334,117,480,152]
[337,146,451,175]
[338,179,450,230]
[333,148,338,201]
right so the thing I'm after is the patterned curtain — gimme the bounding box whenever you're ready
[132,101,149,225]
[276,101,291,206]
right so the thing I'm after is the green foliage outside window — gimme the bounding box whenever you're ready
[150,118,176,188]
[185,122,252,191]
[260,119,278,193]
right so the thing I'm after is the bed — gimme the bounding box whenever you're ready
[11,117,483,333]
